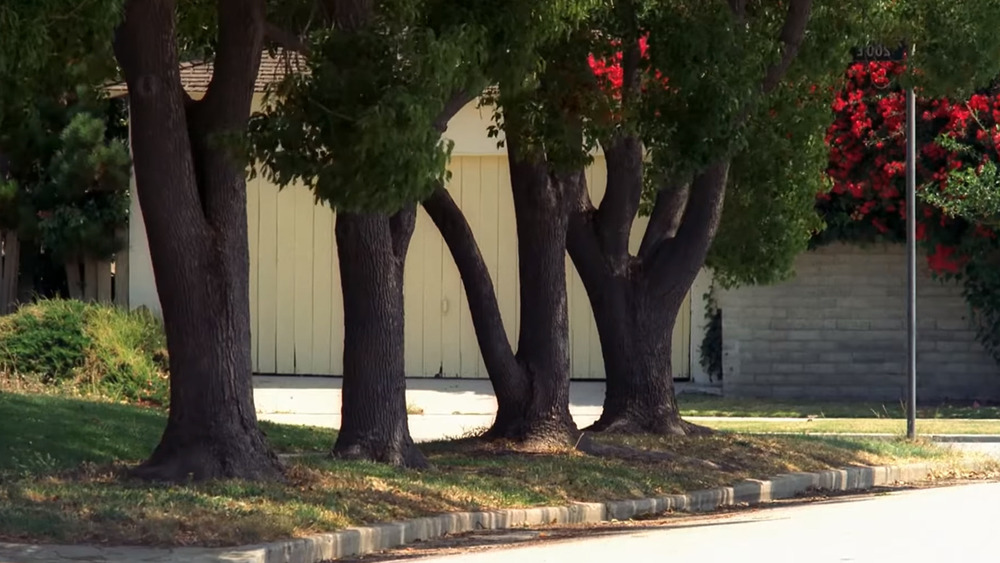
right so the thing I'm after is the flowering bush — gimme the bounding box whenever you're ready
[818,60,1000,361]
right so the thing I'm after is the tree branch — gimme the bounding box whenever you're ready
[595,135,643,271]
[264,21,311,55]
[649,160,730,292]
[761,0,813,94]
[201,0,266,127]
[616,0,643,105]
[567,171,609,286]
[637,180,689,263]
[421,186,527,396]
[433,90,476,134]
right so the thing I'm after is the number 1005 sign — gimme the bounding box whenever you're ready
[853,43,906,62]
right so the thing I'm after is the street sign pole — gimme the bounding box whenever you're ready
[905,84,917,440]
[853,41,916,439]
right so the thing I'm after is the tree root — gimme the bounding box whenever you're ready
[129,441,286,483]
[331,440,431,469]
[584,415,715,437]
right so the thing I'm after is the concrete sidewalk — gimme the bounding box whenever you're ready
[252,376,1000,445]
[253,375,609,442]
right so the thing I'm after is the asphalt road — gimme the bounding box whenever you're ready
[388,482,1000,563]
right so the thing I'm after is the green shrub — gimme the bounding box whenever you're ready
[0,299,90,382]
[0,299,169,406]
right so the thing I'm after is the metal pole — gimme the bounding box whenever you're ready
[905,85,917,439]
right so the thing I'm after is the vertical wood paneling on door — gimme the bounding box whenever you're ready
[274,184,297,374]
[456,157,484,378]
[256,179,279,374]
[311,202,334,375]
[247,176,260,371]
[293,188,315,374]
[439,159,464,377]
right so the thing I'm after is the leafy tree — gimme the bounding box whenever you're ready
[251,0,489,465]
[420,7,605,444]
[1,3,128,312]
[560,0,1000,435]
[253,0,597,453]
[108,0,285,481]
[0,98,130,307]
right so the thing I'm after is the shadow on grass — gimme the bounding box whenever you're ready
[0,393,164,477]
[0,392,339,479]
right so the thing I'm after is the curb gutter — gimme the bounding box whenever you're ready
[0,459,991,563]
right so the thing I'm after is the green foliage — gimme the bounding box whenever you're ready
[0,0,124,132]
[0,299,89,383]
[921,138,1000,225]
[0,300,169,406]
[639,1,778,180]
[0,99,130,263]
[708,79,831,288]
[250,5,484,213]
[251,0,600,212]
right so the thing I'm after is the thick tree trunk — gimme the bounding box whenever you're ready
[422,130,577,445]
[65,260,83,301]
[584,273,700,434]
[0,230,19,314]
[568,137,729,436]
[134,273,282,481]
[116,0,282,481]
[493,149,576,443]
[333,208,427,467]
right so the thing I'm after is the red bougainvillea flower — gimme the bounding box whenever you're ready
[821,59,1000,279]
[927,244,967,274]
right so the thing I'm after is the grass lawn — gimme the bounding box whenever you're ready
[0,392,338,477]
[677,394,1000,419]
[698,417,1000,435]
[1,390,996,548]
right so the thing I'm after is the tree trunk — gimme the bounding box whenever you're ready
[584,272,700,434]
[494,148,576,443]
[0,230,19,314]
[134,274,283,481]
[423,133,577,445]
[115,0,282,481]
[568,136,729,436]
[333,208,427,467]
[65,260,83,300]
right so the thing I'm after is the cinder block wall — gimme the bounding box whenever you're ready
[717,243,1000,402]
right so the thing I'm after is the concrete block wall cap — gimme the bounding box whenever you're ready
[0,459,989,563]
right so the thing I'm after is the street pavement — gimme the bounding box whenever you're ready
[384,482,1000,563]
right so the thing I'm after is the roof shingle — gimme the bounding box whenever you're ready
[105,49,303,96]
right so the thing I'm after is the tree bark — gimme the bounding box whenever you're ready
[423,133,577,445]
[581,271,701,434]
[0,230,19,314]
[564,1,813,434]
[332,208,427,467]
[115,0,282,481]
[568,134,730,435]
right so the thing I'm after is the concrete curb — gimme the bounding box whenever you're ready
[0,459,992,563]
[741,432,1000,443]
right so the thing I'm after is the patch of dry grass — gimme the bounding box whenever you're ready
[1,431,990,548]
